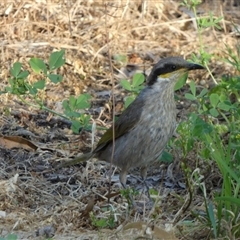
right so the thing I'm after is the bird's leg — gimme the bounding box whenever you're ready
[119,169,136,207]
[140,166,151,199]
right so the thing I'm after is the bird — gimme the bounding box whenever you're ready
[57,56,205,190]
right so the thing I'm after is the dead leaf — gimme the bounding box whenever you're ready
[0,134,38,151]
[123,222,179,240]
[153,225,178,240]
[123,221,147,231]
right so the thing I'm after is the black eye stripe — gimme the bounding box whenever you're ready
[164,63,178,71]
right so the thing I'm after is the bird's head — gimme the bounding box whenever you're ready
[147,56,205,87]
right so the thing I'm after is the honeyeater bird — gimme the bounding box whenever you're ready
[58,56,204,189]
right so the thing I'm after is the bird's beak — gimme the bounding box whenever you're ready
[187,62,205,70]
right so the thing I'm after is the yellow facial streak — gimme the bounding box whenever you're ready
[158,68,186,79]
[159,72,171,78]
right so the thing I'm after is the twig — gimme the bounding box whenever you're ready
[104,2,116,203]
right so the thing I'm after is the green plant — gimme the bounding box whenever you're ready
[177,0,240,238]
[176,105,240,238]
[0,234,18,240]
[1,50,91,133]
[159,150,173,163]
[179,76,240,238]
[181,0,222,85]
[120,72,145,108]
[179,74,240,238]
[62,94,91,132]
[224,44,240,72]
[120,187,139,207]
[90,210,116,229]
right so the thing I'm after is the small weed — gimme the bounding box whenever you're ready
[120,187,139,206]
[90,211,116,229]
[120,72,145,108]
[1,50,91,133]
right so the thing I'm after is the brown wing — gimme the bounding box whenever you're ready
[93,92,145,153]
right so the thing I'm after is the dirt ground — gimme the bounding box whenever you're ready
[0,0,240,239]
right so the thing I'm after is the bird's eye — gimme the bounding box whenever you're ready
[172,65,176,70]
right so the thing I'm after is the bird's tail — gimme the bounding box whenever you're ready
[56,152,94,169]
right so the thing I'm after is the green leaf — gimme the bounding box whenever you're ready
[199,88,208,97]
[18,70,29,79]
[217,102,231,111]
[69,96,76,107]
[200,51,211,65]
[76,94,91,109]
[200,147,211,159]
[47,74,63,83]
[10,62,22,77]
[76,93,91,103]
[209,93,219,108]
[202,103,208,112]
[185,93,196,101]
[149,188,158,196]
[95,218,108,228]
[186,138,194,153]
[191,114,213,136]
[209,108,219,117]
[62,99,70,111]
[33,79,46,89]
[159,151,173,163]
[132,73,145,87]
[71,120,82,133]
[65,110,81,118]
[174,73,188,91]
[207,202,217,238]
[120,79,132,91]
[79,114,91,129]
[29,58,47,74]
[132,85,144,94]
[219,93,227,102]
[124,96,135,108]
[189,81,196,96]
[29,86,38,95]
[49,49,65,70]
[215,196,240,206]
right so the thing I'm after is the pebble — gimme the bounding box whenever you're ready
[200,79,206,85]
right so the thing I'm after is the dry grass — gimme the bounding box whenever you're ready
[0,0,240,239]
